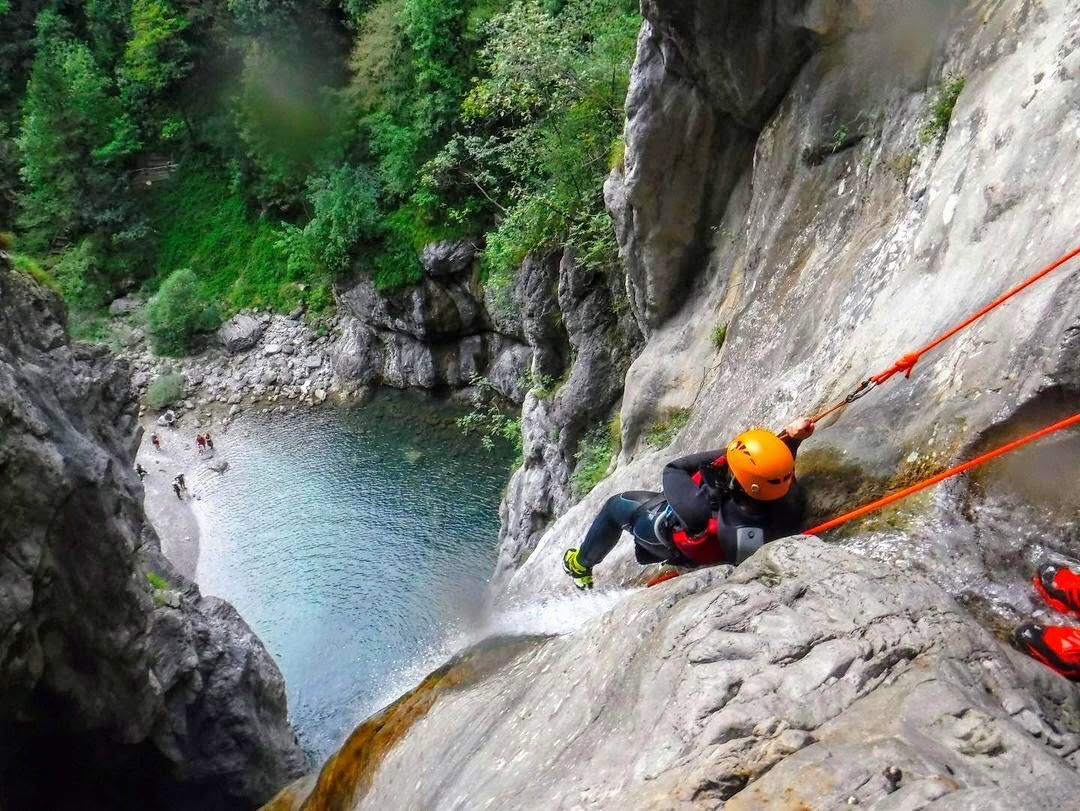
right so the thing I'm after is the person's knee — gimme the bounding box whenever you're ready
[605,493,625,508]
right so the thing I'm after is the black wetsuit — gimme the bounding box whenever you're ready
[578,438,806,569]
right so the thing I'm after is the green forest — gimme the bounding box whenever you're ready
[0,0,638,354]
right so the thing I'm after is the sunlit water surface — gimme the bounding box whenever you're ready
[191,393,515,760]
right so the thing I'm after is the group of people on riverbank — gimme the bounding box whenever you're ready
[139,431,222,501]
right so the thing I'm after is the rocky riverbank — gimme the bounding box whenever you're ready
[122,308,351,427]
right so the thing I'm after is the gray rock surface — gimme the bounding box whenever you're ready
[279,540,1080,809]
[331,240,637,412]
[0,258,306,809]
[332,270,512,394]
[218,312,267,353]
[126,308,343,419]
[507,0,1080,582]
[606,1,817,335]
[109,295,142,317]
[290,0,1080,808]
[495,250,641,578]
[421,239,477,277]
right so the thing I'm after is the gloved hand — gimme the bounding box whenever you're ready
[784,417,815,441]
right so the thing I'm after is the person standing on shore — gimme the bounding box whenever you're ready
[196,434,206,454]
[151,433,161,451]
[205,432,214,452]
[172,480,183,500]
[135,463,147,480]
[174,473,187,492]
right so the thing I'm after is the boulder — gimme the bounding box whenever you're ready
[108,296,142,317]
[421,239,476,277]
[0,258,305,809]
[217,313,266,354]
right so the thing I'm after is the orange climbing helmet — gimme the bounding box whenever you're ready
[726,429,795,501]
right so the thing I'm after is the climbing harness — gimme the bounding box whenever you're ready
[802,411,1080,536]
[796,243,1080,432]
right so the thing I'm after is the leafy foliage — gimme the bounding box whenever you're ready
[3,0,641,355]
[921,75,965,143]
[711,323,727,350]
[570,416,620,498]
[424,0,639,279]
[646,408,691,449]
[456,374,522,456]
[146,570,171,590]
[292,164,381,275]
[52,236,109,308]
[146,371,186,409]
[16,27,136,251]
[11,251,61,293]
[151,164,328,312]
[146,268,220,355]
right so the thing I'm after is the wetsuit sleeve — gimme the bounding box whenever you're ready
[769,482,808,539]
[662,450,725,535]
[783,436,803,458]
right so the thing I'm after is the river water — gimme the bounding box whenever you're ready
[190,392,515,760]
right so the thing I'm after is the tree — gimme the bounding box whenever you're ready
[278,164,382,277]
[16,22,135,250]
[146,267,220,354]
[120,0,192,115]
[421,0,639,278]
[399,0,472,139]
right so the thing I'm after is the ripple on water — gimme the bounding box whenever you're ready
[190,394,516,760]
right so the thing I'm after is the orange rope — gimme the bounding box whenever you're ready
[803,412,1080,536]
[645,570,682,588]
[871,243,1080,385]
[802,244,1080,427]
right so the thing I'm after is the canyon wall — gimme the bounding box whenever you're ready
[284,0,1080,807]
[0,253,306,809]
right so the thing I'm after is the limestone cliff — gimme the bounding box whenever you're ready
[0,253,306,809]
[276,0,1080,807]
[273,540,1080,809]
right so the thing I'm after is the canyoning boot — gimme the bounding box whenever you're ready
[562,548,594,591]
[1014,622,1080,680]
[1033,563,1080,617]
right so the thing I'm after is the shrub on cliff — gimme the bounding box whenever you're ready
[146,268,220,355]
[146,372,185,409]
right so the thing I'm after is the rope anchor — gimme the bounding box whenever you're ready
[804,243,1080,430]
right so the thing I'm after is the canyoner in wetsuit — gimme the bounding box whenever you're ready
[562,419,815,589]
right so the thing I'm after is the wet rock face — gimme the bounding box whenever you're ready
[349,540,1080,808]
[607,1,817,334]
[0,257,305,809]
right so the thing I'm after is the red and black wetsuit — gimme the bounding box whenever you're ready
[577,437,806,569]
[662,437,805,565]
